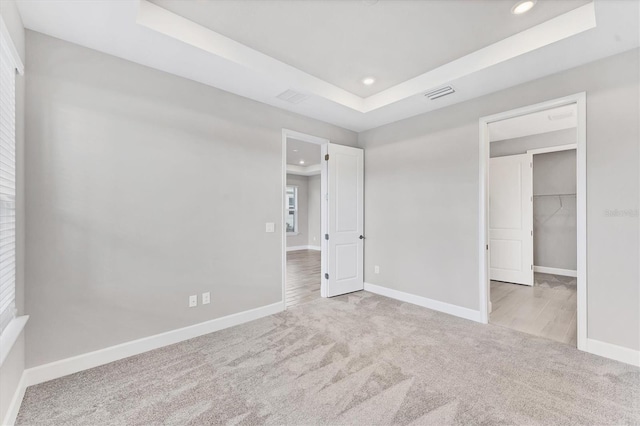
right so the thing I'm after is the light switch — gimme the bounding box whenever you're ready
[374,265,380,274]
[202,292,210,305]
[265,222,275,233]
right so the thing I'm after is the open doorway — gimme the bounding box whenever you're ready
[284,136,324,307]
[479,93,587,351]
[488,105,577,345]
[281,130,365,308]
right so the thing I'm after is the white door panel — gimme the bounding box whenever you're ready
[489,154,533,286]
[327,143,364,297]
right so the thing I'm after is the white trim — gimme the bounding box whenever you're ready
[479,93,587,353]
[533,266,577,278]
[585,338,640,367]
[286,164,322,176]
[527,143,577,155]
[0,16,24,75]
[22,302,283,387]
[282,130,329,307]
[575,93,587,353]
[2,372,26,426]
[364,282,482,323]
[282,129,330,146]
[320,143,329,298]
[281,133,287,311]
[286,245,321,252]
[0,316,28,367]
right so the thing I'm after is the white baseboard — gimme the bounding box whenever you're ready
[2,373,26,426]
[286,245,321,252]
[533,266,577,277]
[23,302,284,387]
[585,338,640,367]
[364,282,482,323]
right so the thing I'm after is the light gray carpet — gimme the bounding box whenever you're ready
[17,292,640,425]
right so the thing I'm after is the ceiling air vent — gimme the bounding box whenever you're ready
[424,86,455,101]
[277,89,310,105]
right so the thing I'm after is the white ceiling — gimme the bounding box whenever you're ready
[15,0,640,132]
[149,0,591,97]
[489,104,577,142]
[287,138,321,167]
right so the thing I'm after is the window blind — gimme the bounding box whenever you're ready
[0,31,17,335]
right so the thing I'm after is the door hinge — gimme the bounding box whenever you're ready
[325,154,329,161]
[530,162,533,168]
[325,273,329,279]
[531,230,533,236]
[325,234,329,240]
[486,244,489,250]
[531,264,533,270]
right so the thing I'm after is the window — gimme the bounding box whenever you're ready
[286,186,298,234]
[0,27,18,335]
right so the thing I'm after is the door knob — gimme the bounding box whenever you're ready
[359,235,365,240]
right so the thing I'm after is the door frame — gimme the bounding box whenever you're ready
[478,92,587,351]
[281,129,329,310]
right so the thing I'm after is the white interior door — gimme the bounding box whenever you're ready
[489,153,533,286]
[326,143,364,297]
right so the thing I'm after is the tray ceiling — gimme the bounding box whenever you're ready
[15,0,640,131]
[150,0,591,97]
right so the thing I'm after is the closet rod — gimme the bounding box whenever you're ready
[533,193,576,197]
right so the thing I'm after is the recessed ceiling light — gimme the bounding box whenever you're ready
[299,160,305,165]
[362,77,376,86]
[292,149,298,152]
[511,0,536,15]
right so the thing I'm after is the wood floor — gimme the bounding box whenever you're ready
[490,273,577,346]
[286,249,321,307]
[286,252,577,345]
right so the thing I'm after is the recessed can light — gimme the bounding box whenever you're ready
[512,0,536,15]
[299,160,305,165]
[362,77,376,86]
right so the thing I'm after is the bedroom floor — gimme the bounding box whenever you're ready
[17,291,639,425]
[490,273,577,346]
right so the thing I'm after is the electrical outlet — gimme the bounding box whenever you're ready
[374,265,380,274]
[189,295,197,308]
[202,292,211,305]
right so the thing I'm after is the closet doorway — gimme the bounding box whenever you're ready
[478,94,586,349]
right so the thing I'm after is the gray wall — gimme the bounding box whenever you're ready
[490,128,575,157]
[358,49,639,351]
[0,0,26,422]
[533,150,577,270]
[307,174,321,247]
[286,174,309,247]
[490,130,577,271]
[24,31,357,368]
